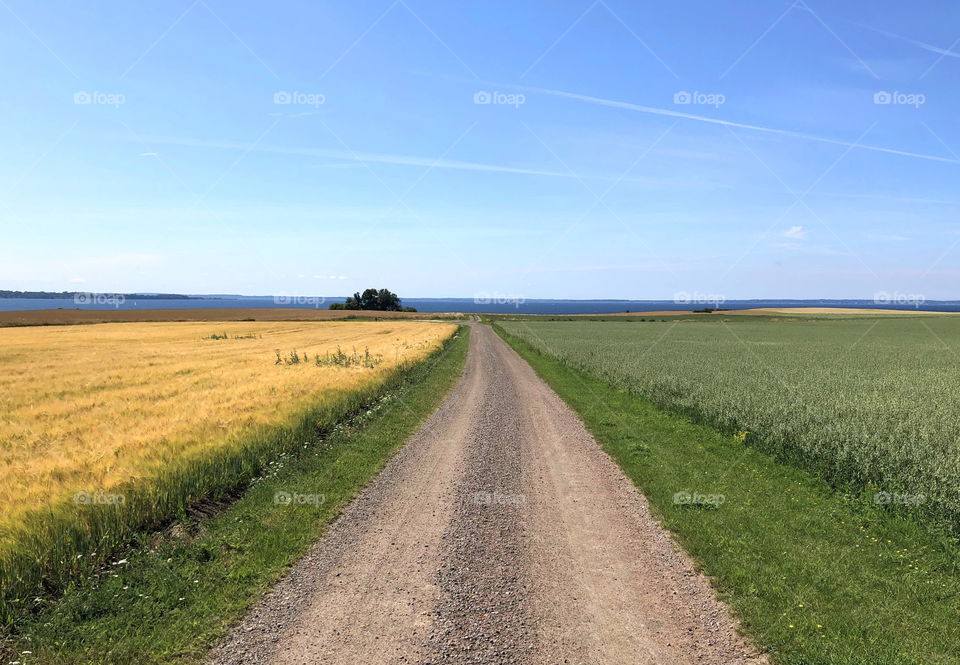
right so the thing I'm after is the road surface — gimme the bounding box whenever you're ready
[209,324,766,665]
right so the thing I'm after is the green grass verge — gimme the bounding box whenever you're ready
[495,324,960,665]
[2,326,469,665]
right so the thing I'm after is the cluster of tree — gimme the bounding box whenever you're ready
[329,288,416,312]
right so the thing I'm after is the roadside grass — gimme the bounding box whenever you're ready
[0,321,452,620]
[1,327,469,665]
[496,325,960,665]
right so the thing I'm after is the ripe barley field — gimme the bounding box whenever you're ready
[0,320,455,621]
[498,316,960,533]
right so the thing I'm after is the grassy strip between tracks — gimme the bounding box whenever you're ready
[2,326,469,665]
[495,324,960,665]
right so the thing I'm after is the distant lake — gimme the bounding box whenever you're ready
[2,297,960,315]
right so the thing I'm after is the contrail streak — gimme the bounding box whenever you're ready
[490,81,959,165]
[852,22,960,59]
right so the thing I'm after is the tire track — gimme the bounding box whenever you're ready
[209,324,766,665]
[425,339,534,664]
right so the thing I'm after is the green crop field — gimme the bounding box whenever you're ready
[498,316,960,533]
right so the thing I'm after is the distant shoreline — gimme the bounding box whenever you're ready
[589,307,959,317]
[0,308,465,326]
[3,296,960,316]
[0,290,195,300]
[0,306,956,327]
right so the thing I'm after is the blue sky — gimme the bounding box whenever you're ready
[2,0,959,299]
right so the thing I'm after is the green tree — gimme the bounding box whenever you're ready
[376,288,401,311]
[331,288,414,312]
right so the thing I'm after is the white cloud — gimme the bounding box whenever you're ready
[781,225,808,240]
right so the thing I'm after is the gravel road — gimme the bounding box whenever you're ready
[208,324,766,665]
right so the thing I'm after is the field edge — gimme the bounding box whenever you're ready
[493,322,960,665]
[2,326,470,664]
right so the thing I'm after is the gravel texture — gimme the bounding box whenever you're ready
[208,324,767,665]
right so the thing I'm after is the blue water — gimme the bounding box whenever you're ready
[3,297,960,315]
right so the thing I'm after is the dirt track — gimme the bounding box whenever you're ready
[209,324,766,665]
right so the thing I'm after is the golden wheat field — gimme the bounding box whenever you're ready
[0,321,455,532]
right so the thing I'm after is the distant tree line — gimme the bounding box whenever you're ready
[329,288,416,312]
[0,290,191,300]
